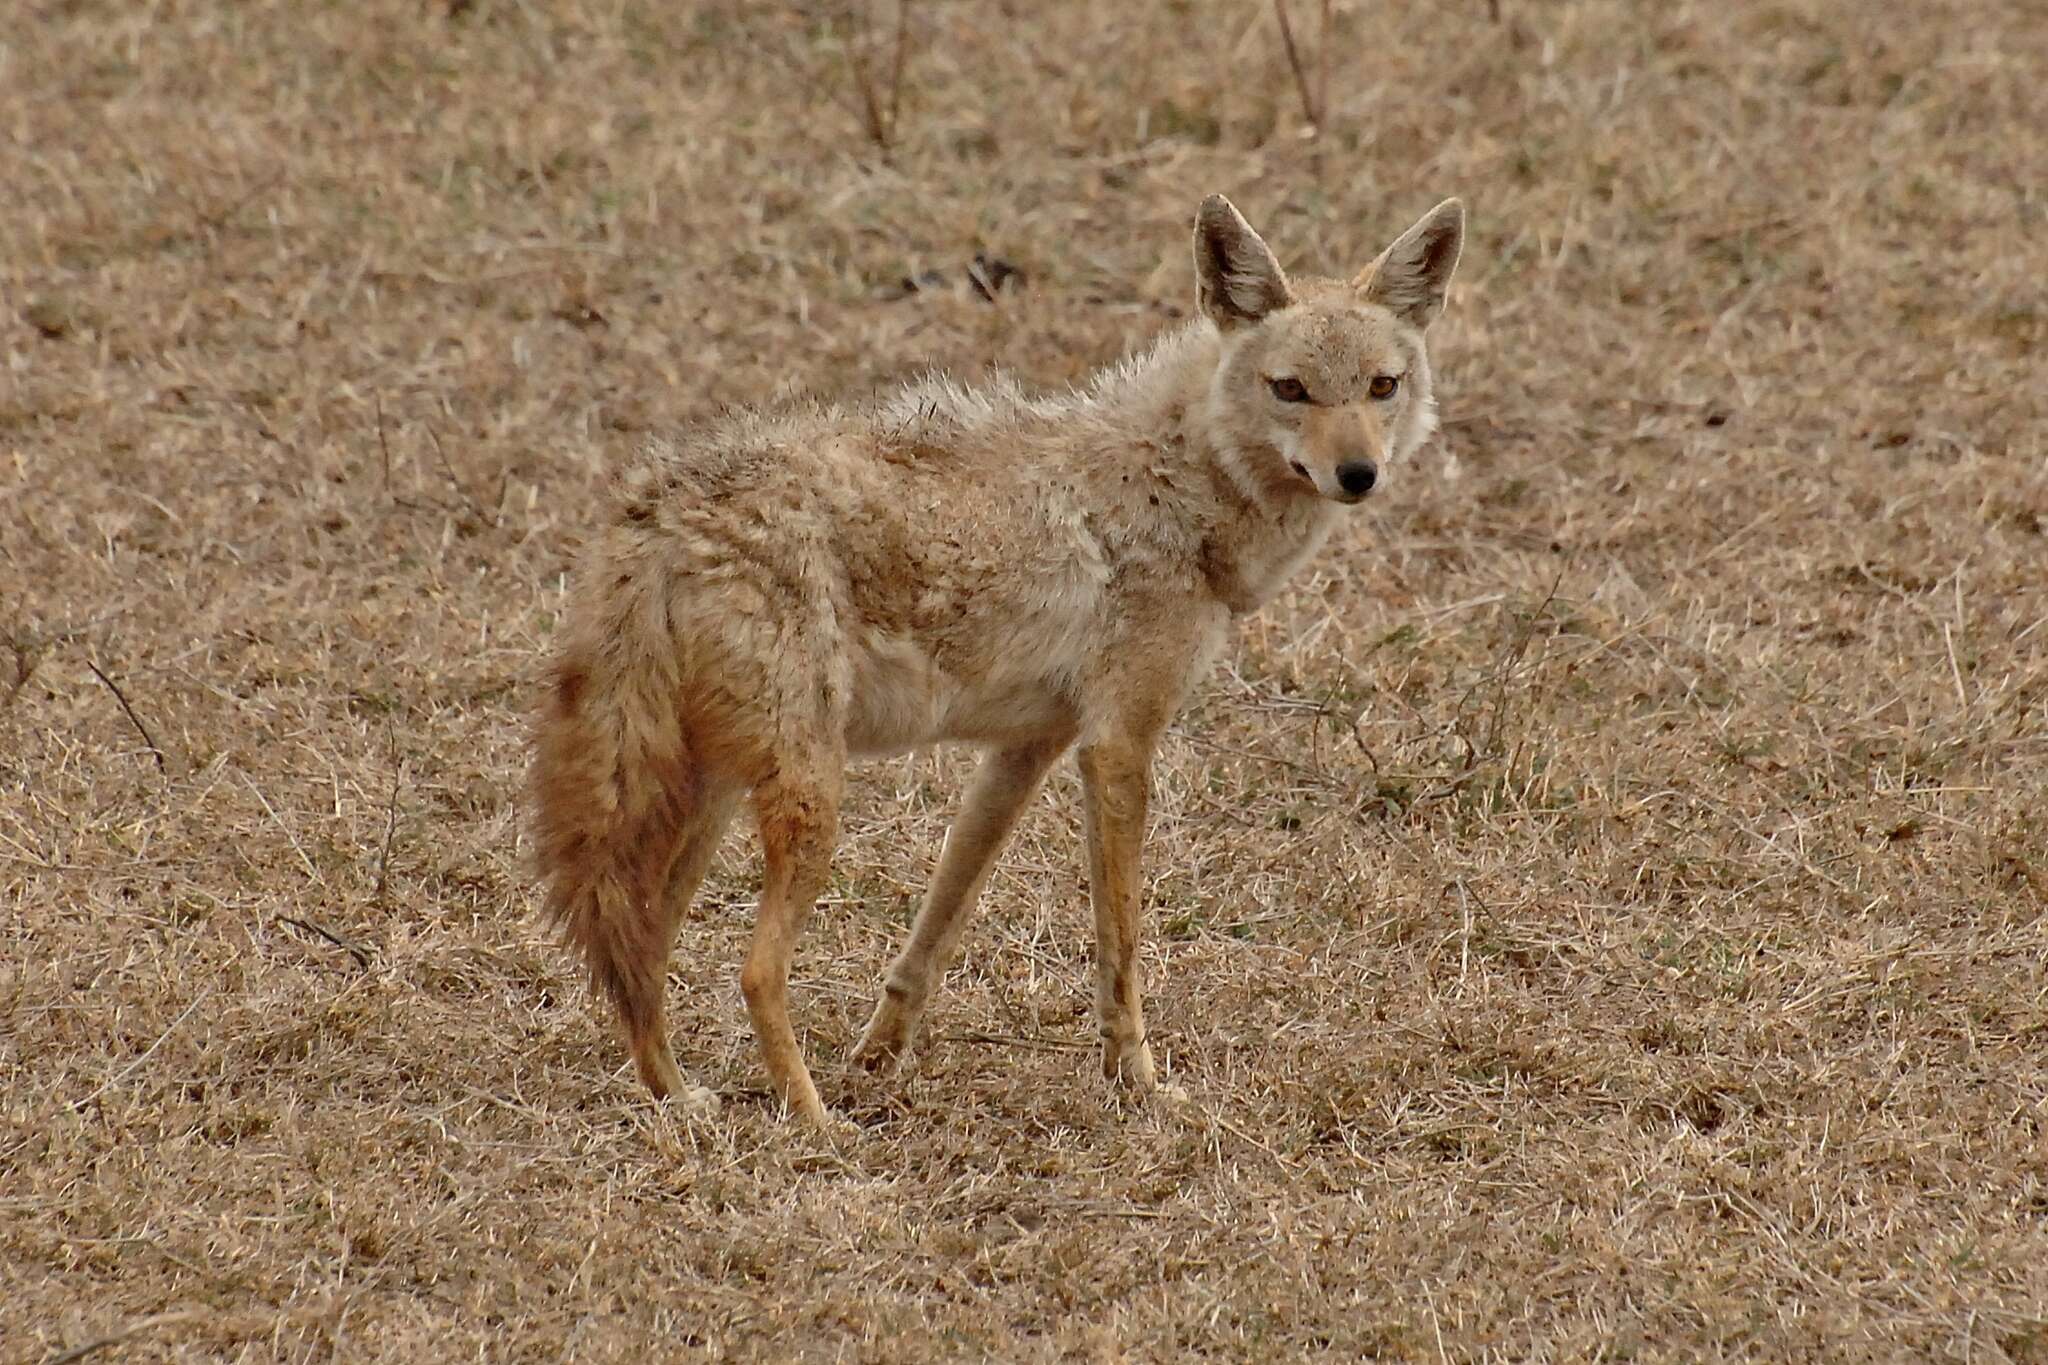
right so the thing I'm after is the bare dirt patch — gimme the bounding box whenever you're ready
[3,1,2044,1359]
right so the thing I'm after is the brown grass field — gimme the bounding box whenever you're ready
[4,0,2046,1359]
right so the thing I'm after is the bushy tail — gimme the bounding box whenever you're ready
[530,644,697,1048]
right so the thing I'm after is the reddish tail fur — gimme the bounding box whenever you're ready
[529,645,698,1071]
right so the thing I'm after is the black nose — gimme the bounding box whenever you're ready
[1336,460,1378,496]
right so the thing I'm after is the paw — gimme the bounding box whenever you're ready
[638,1045,716,1115]
[789,1104,860,1147]
[1102,1037,1158,1093]
[849,1031,906,1076]
[851,999,914,1075]
[674,1084,721,1118]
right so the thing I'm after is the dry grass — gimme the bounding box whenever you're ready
[4,0,2045,1359]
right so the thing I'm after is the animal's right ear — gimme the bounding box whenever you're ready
[1194,195,1292,330]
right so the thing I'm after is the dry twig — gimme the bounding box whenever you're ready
[3,635,35,710]
[425,422,496,528]
[374,391,393,498]
[374,720,403,907]
[84,658,167,773]
[756,2,917,154]
[1272,0,1330,134]
[845,0,915,152]
[278,914,373,969]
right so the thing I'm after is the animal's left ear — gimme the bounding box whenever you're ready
[1358,198,1465,329]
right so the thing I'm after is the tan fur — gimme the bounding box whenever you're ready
[530,194,1465,1126]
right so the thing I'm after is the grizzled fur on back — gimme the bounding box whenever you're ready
[531,193,1465,1126]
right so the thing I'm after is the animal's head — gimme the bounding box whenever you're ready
[1193,194,1464,505]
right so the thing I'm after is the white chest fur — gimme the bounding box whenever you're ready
[1201,500,1338,615]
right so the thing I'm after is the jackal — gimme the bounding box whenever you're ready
[532,194,1465,1126]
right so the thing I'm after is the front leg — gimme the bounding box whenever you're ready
[1076,736,1159,1092]
[855,731,1073,1073]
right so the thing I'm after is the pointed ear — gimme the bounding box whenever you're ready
[1357,198,1465,329]
[1193,194,1293,330]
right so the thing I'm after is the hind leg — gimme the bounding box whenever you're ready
[740,766,843,1128]
[629,786,740,1109]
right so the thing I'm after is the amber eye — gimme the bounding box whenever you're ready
[1268,376,1311,404]
[1368,375,1400,400]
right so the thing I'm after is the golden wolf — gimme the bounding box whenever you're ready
[532,194,1465,1127]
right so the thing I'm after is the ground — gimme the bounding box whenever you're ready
[3,0,2045,1360]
